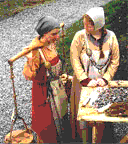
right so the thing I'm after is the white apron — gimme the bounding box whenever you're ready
[77,50,111,128]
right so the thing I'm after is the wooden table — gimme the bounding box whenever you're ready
[78,112,128,143]
[77,80,128,143]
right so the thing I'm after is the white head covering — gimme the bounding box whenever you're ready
[86,7,105,31]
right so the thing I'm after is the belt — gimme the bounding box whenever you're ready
[38,100,50,107]
[33,76,60,85]
[47,76,60,81]
[33,81,46,86]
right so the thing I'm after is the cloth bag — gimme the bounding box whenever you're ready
[38,49,68,119]
[41,51,68,135]
[50,79,68,119]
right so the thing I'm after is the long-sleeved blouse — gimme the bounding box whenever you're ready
[70,29,120,139]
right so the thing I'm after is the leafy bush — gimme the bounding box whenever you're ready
[0,0,42,18]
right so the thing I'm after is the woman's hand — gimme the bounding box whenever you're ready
[28,57,39,70]
[26,58,39,79]
[60,74,68,85]
[96,78,108,87]
[87,79,97,87]
[80,78,108,87]
[31,71,37,79]
[60,74,73,85]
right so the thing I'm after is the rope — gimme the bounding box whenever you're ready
[8,62,31,143]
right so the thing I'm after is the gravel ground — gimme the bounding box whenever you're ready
[0,0,128,143]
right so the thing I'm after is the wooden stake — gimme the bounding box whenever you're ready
[92,122,97,143]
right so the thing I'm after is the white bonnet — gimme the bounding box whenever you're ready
[86,7,105,31]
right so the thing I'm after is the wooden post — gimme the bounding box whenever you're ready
[92,122,97,143]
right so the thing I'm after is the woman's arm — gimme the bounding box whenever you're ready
[70,32,88,82]
[23,39,40,72]
[22,37,42,80]
[102,32,120,81]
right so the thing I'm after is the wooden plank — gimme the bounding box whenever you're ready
[92,125,97,143]
[108,80,128,87]
[78,113,128,123]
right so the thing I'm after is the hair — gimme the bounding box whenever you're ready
[83,14,94,26]
[98,26,107,58]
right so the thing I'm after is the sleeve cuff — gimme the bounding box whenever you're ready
[80,78,92,87]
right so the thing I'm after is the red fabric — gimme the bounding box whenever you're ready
[31,64,57,143]
[49,55,59,66]
[80,78,92,87]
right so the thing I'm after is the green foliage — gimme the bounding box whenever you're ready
[0,0,24,18]
[0,0,41,18]
[57,18,84,75]
[103,0,128,37]
[102,0,128,80]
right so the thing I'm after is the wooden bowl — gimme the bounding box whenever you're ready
[4,129,33,144]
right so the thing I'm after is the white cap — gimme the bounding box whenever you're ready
[86,7,105,31]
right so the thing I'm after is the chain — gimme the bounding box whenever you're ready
[8,62,29,142]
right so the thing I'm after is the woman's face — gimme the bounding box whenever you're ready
[41,28,60,44]
[83,15,95,33]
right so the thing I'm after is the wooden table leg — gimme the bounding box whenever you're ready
[92,122,97,143]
